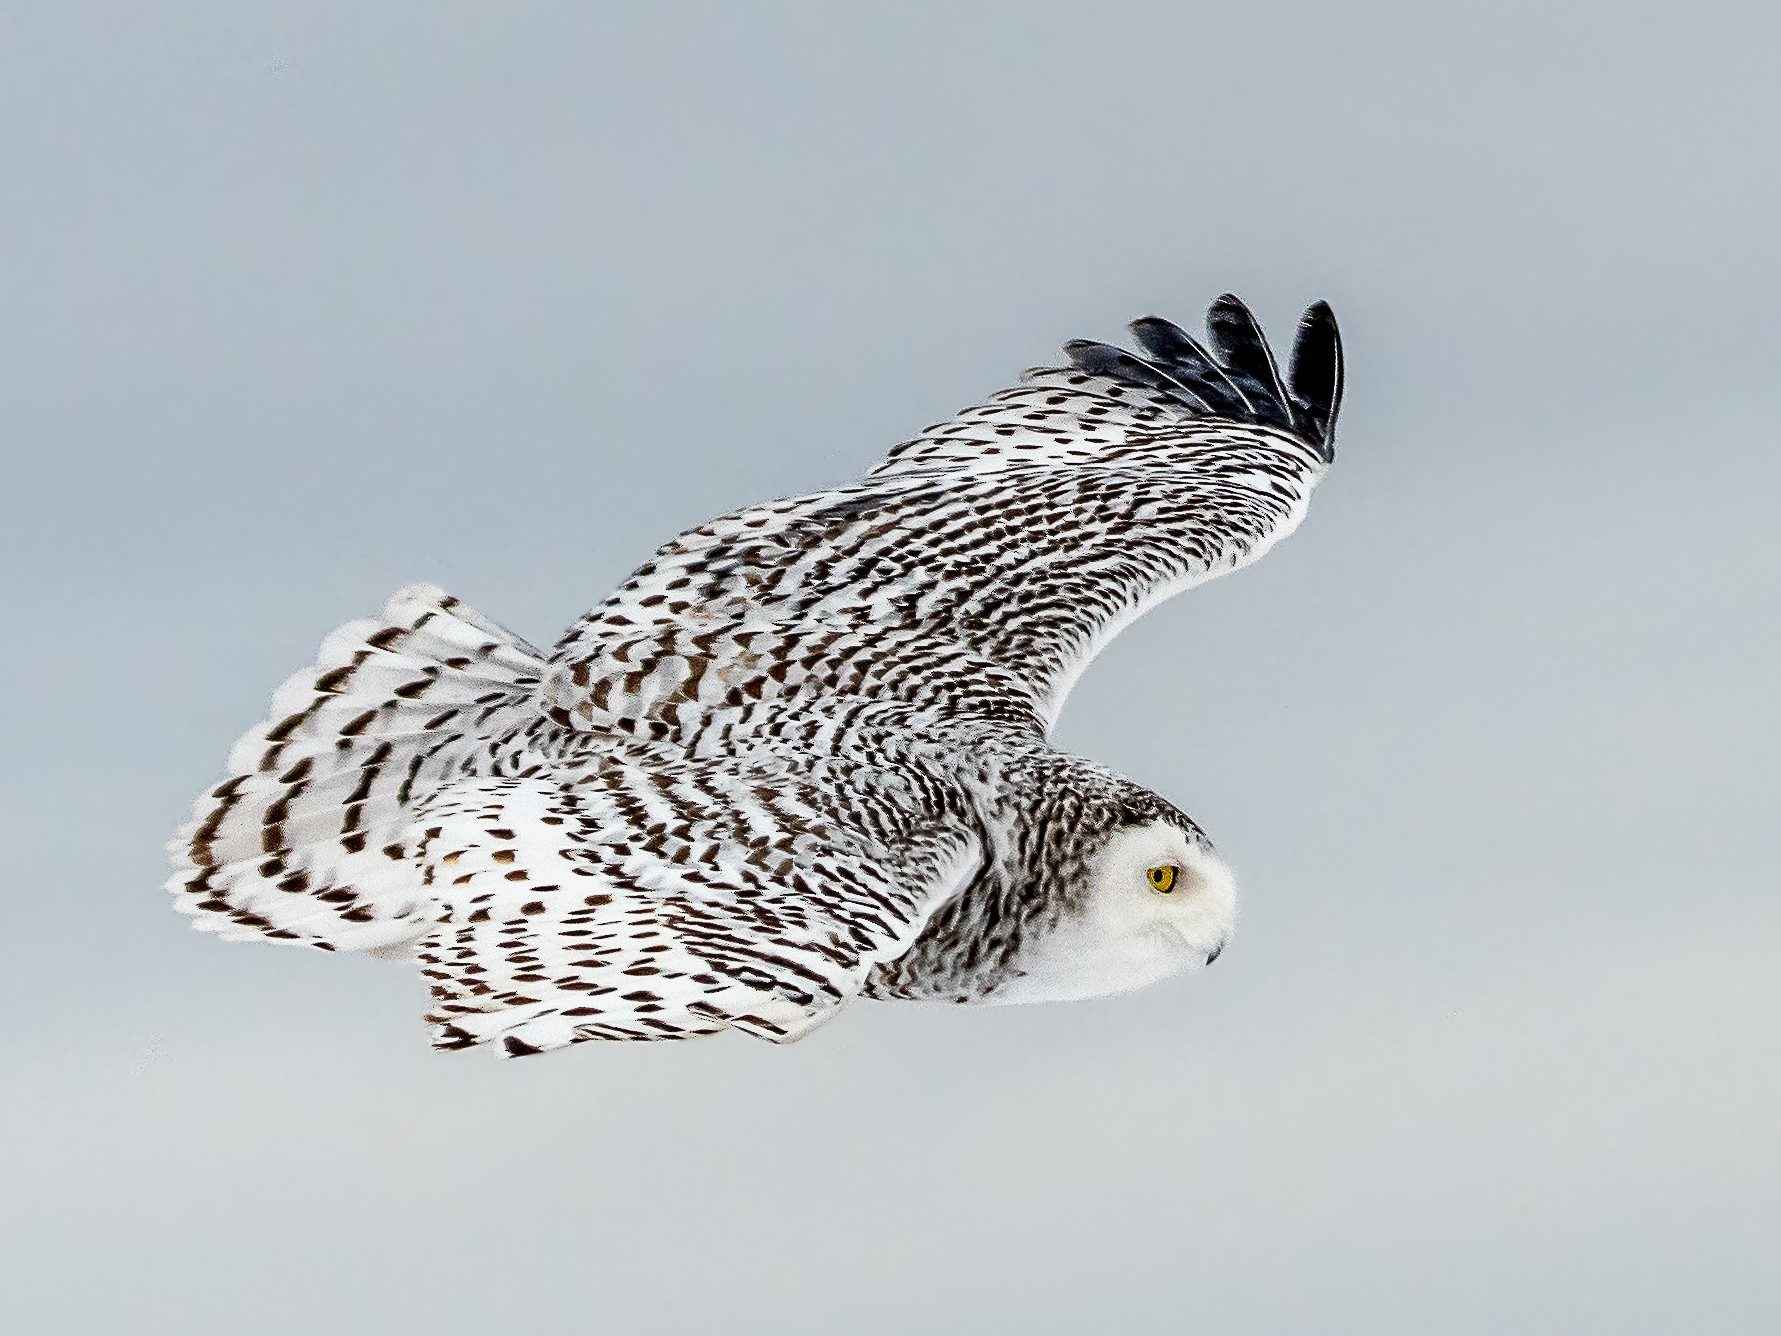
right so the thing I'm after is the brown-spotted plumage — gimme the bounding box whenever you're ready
[167,296,1343,1055]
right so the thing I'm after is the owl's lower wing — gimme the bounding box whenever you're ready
[413,750,980,1052]
[545,297,1342,744]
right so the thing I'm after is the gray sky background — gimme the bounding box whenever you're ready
[3,3,1778,1332]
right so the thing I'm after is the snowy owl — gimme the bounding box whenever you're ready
[168,295,1344,1054]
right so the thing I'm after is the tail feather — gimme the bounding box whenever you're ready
[167,584,550,953]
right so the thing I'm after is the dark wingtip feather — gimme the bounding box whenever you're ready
[1127,316,1252,416]
[1203,295,1293,431]
[1064,338,1198,400]
[1052,295,1343,460]
[1287,301,1343,461]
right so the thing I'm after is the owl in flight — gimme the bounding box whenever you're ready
[168,296,1343,1054]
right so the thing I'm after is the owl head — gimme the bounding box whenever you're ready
[980,764,1237,1005]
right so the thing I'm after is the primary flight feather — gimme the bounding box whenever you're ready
[167,295,1344,1055]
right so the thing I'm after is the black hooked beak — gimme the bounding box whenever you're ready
[1205,942,1224,966]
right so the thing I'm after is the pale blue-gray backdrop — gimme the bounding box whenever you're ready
[4,3,1777,1333]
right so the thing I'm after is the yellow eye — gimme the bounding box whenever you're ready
[1146,864,1178,893]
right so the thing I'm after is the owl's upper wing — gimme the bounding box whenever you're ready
[415,746,981,1052]
[545,296,1342,745]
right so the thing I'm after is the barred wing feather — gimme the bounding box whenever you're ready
[414,753,981,1052]
[544,297,1342,743]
